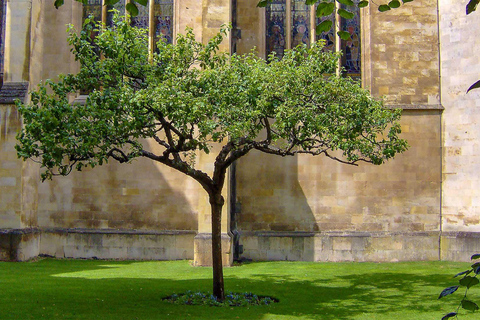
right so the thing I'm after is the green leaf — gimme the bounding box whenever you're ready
[306,0,318,5]
[454,270,473,278]
[459,276,479,288]
[402,0,414,2]
[472,253,480,260]
[336,0,355,6]
[388,0,401,8]
[462,299,480,311]
[316,2,336,17]
[378,4,391,11]
[126,3,139,17]
[438,286,459,299]
[467,79,480,93]
[54,0,64,9]
[338,30,351,40]
[316,20,333,34]
[257,0,269,7]
[135,0,148,6]
[105,0,121,5]
[472,262,480,269]
[358,1,369,7]
[441,313,458,320]
[467,0,480,14]
[338,8,355,19]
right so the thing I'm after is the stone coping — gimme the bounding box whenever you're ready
[0,82,29,104]
[238,230,441,237]
[441,231,480,238]
[0,228,196,236]
[386,104,444,110]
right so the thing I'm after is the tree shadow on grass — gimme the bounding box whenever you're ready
[0,260,467,320]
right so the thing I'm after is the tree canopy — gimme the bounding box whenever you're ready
[16,14,407,300]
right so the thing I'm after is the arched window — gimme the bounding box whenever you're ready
[266,0,361,80]
[82,0,173,49]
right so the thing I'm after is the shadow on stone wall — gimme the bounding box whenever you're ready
[38,149,198,232]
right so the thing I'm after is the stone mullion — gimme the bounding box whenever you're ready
[286,0,291,49]
[148,0,154,61]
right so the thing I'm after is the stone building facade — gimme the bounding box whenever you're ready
[0,0,479,264]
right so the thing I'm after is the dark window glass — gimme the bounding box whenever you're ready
[266,0,286,59]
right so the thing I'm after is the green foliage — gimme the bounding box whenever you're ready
[439,254,480,319]
[163,291,278,306]
[16,13,407,182]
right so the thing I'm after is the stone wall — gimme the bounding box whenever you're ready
[235,109,442,262]
[2,0,480,264]
[364,0,440,105]
[439,0,480,260]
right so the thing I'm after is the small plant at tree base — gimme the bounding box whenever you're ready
[438,254,480,319]
[163,291,278,307]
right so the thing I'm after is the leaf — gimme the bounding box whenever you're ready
[472,262,480,269]
[306,0,318,5]
[467,80,480,93]
[257,0,269,7]
[462,299,480,311]
[438,286,459,299]
[54,0,64,9]
[454,270,472,278]
[472,254,480,260]
[338,8,355,19]
[459,276,479,288]
[337,0,355,6]
[402,0,414,2]
[338,30,351,40]
[105,0,121,5]
[441,313,458,320]
[388,0,401,8]
[316,20,333,34]
[126,3,139,17]
[467,0,480,14]
[358,1,369,7]
[378,4,391,11]
[316,2,336,17]
[135,0,148,6]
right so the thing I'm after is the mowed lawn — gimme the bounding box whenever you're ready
[0,259,476,320]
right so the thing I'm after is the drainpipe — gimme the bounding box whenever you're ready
[436,0,443,261]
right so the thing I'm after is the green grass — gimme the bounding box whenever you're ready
[0,259,477,319]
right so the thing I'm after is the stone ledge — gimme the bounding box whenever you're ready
[238,230,440,238]
[0,82,28,104]
[42,228,197,236]
[386,104,444,110]
[441,231,480,239]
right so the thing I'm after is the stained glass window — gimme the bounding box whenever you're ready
[154,0,174,45]
[340,3,361,79]
[83,0,102,42]
[107,0,126,27]
[315,10,335,52]
[266,0,361,79]
[266,0,286,59]
[131,1,150,30]
[291,0,309,48]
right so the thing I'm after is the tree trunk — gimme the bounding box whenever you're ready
[210,192,225,302]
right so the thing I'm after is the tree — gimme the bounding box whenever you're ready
[15,15,408,301]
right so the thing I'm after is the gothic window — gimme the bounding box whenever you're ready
[82,0,173,48]
[266,0,286,59]
[291,0,310,48]
[267,0,361,80]
[340,4,360,79]
[154,0,174,45]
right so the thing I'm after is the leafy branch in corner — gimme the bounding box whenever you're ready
[438,254,480,319]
